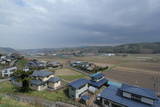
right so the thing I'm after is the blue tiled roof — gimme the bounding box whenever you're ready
[120,84,157,100]
[90,72,104,79]
[81,95,90,101]
[32,70,53,77]
[48,77,61,83]
[68,78,89,89]
[89,78,108,88]
[100,85,160,107]
[30,80,45,86]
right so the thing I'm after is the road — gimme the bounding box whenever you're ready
[0,78,11,82]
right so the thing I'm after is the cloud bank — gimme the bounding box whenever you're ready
[0,0,160,49]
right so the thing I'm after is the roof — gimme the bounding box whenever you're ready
[120,84,157,100]
[31,70,53,77]
[30,80,45,86]
[100,85,160,107]
[89,78,108,88]
[68,78,89,89]
[48,77,61,83]
[90,72,104,79]
[81,95,90,101]
[3,67,17,71]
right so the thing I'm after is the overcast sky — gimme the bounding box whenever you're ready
[0,0,160,49]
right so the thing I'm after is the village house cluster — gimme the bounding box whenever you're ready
[0,53,23,77]
[70,61,108,73]
[0,53,159,107]
[67,72,160,107]
[12,70,61,91]
[25,59,63,70]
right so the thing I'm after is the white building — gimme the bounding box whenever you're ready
[68,78,89,99]
[1,67,17,77]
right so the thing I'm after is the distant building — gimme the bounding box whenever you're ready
[103,53,115,56]
[1,67,17,77]
[68,78,89,99]
[26,59,46,69]
[98,84,160,107]
[47,61,63,68]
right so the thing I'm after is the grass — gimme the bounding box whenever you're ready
[58,74,86,81]
[0,81,79,106]
[0,96,35,107]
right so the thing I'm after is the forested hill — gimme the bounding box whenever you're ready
[78,42,160,54]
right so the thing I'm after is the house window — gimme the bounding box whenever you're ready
[131,94,141,101]
[104,100,109,105]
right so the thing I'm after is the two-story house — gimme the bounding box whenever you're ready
[89,72,108,88]
[1,67,17,77]
[30,70,54,91]
[98,84,160,107]
[68,78,89,99]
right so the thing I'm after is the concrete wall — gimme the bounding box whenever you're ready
[40,75,54,82]
[48,81,61,89]
[31,84,48,91]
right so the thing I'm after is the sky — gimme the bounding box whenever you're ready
[0,0,160,49]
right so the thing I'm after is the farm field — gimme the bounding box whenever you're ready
[36,54,160,91]
[54,68,88,82]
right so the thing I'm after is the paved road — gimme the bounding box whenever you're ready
[0,78,11,82]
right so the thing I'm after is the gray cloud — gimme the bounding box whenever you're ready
[0,0,160,49]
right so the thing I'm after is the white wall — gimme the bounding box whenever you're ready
[48,81,61,89]
[41,75,54,82]
[122,92,131,99]
[141,97,154,105]
[69,84,88,99]
[75,84,88,99]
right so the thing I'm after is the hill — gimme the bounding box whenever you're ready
[0,47,17,54]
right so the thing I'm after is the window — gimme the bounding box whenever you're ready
[131,94,141,101]
[104,100,109,105]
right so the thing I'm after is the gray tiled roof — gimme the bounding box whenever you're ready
[68,78,89,89]
[31,70,53,77]
[30,80,46,86]
[48,77,61,83]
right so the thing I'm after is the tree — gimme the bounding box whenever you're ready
[13,70,33,92]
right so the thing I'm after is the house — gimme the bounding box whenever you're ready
[89,72,108,88]
[48,77,61,89]
[70,61,96,72]
[47,61,63,68]
[30,70,54,91]
[1,67,17,77]
[26,59,46,69]
[68,78,89,99]
[97,84,160,107]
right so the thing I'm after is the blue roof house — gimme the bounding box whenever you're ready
[68,78,89,99]
[48,77,61,89]
[98,84,160,107]
[89,72,108,88]
[30,70,54,91]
